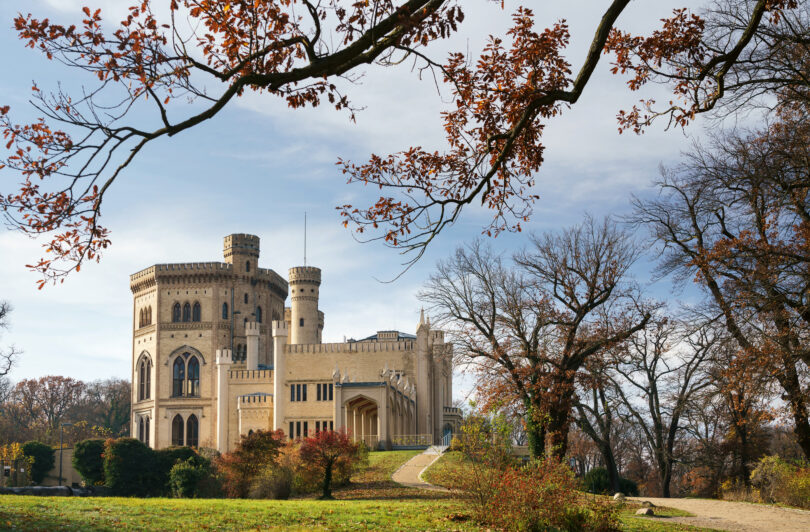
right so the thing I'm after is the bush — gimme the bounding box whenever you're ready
[168,458,209,498]
[21,441,55,484]
[103,438,158,496]
[216,429,286,498]
[299,430,362,499]
[751,455,810,509]
[582,467,639,496]
[248,463,293,499]
[72,439,106,486]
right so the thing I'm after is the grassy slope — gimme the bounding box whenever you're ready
[0,450,722,532]
[0,451,476,532]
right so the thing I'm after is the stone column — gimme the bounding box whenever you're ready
[272,320,288,432]
[245,321,260,371]
[216,349,233,453]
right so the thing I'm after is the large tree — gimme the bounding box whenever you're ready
[0,0,804,284]
[420,218,650,459]
[631,111,810,457]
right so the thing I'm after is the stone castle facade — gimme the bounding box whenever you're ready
[130,234,461,451]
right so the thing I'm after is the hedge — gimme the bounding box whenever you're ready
[73,439,106,486]
[21,441,55,484]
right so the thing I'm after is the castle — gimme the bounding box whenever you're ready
[129,234,461,451]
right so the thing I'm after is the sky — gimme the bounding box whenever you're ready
[0,0,713,398]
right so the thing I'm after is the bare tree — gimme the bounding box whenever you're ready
[610,317,716,497]
[421,217,650,459]
[0,301,21,376]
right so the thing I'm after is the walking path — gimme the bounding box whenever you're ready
[629,497,810,532]
[391,446,448,491]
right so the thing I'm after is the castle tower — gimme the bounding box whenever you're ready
[288,266,321,345]
[223,234,260,274]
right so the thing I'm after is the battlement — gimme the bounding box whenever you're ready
[245,321,261,336]
[285,340,415,354]
[240,393,272,404]
[216,348,233,365]
[289,266,321,285]
[224,233,260,262]
[272,320,288,337]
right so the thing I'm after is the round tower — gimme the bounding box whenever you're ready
[223,234,260,274]
[288,266,321,345]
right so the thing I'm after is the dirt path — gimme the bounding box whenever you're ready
[391,447,448,491]
[629,497,810,531]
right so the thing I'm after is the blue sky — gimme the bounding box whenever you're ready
[0,1,710,394]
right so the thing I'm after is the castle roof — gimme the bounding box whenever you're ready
[353,330,417,343]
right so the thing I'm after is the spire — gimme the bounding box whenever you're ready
[419,308,425,326]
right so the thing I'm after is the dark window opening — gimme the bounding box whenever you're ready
[187,356,200,397]
[299,318,304,327]
[222,302,228,320]
[186,414,199,447]
[171,414,184,446]
[172,358,185,397]
[192,302,201,322]
[172,303,181,322]
[245,260,251,273]
[182,302,191,322]
[244,293,249,304]
[256,306,262,323]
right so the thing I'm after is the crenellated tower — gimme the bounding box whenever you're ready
[288,266,322,344]
[223,233,260,274]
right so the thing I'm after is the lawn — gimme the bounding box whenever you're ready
[0,450,717,531]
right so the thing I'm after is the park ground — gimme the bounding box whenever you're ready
[3,449,804,531]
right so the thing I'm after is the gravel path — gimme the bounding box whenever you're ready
[629,497,810,532]
[391,447,448,491]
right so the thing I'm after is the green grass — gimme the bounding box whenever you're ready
[0,450,718,531]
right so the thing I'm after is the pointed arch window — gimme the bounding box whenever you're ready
[147,306,152,325]
[192,302,201,322]
[145,417,150,446]
[222,302,228,320]
[172,354,201,397]
[187,357,200,397]
[172,357,185,397]
[172,303,181,322]
[138,417,145,442]
[171,414,184,446]
[256,306,262,324]
[182,302,191,322]
[244,293,249,304]
[245,260,251,273]
[186,414,199,447]
[138,356,152,400]
[139,308,144,328]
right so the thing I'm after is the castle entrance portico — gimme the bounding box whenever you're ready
[343,395,379,449]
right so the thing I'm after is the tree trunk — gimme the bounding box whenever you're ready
[602,444,621,494]
[546,406,572,460]
[660,461,672,498]
[321,461,333,500]
[526,415,546,459]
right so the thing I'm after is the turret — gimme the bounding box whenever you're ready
[215,348,233,452]
[245,321,260,370]
[272,320,288,432]
[223,234,260,274]
[288,266,322,345]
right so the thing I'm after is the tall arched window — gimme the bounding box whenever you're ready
[172,303,181,322]
[172,357,185,397]
[139,360,146,400]
[182,302,191,322]
[146,306,152,325]
[245,260,250,273]
[138,417,145,442]
[192,302,201,322]
[244,293,249,304]
[145,417,150,446]
[145,359,151,399]
[222,302,228,319]
[186,414,199,447]
[139,308,144,328]
[171,414,184,446]
[187,357,200,397]
[256,306,262,323]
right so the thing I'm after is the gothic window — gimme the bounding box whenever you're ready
[139,309,144,328]
[186,414,199,447]
[138,417,145,442]
[182,302,191,322]
[222,302,228,320]
[245,260,250,273]
[192,302,201,322]
[244,293,249,304]
[172,358,185,397]
[187,356,200,397]
[145,417,150,446]
[138,357,153,401]
[147,306,152,325]
[171,414,184,446]
[256,306,262,324]
[299,318,304,327]
[172,303,181,322]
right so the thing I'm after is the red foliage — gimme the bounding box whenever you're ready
[215,429,285,498]
[298,429,360,499]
